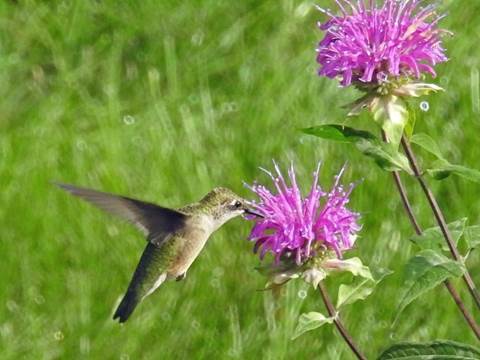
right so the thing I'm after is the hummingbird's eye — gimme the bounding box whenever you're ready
[234,201,242,208]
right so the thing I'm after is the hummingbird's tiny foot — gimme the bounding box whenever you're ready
[176,273,186,281]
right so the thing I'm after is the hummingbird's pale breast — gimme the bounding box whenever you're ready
[167,214,213,278]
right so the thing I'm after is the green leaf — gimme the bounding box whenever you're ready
[255,259,302,287]
[464,225,480,252]
[377,340,480,360]
[371,95,408,148]
[393,250,465,326]
[291,312,334,340]
[322,257,373,279]
[410,218,467,252]
[302,124,413,174]
[301,124,376,143]
[336,267,392,308]
[355,139,413,174]
[427,163,480,184]
[392,82,445,98]
[302,268,327,289]
[427,165,453,180]
[410,133,446,161]
[304,257,372,289]
[403,103,417,139]
[344,93,377,116]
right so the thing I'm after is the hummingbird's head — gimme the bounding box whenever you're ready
[200,187,260,228]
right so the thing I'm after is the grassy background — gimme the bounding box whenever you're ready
[1,0,480,358]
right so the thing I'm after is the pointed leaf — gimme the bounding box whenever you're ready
[302,124,413,174]
[371,95,408,148]
[410,133,446,161]
[355,139,413,174]
[403,103,417,139]
[392,82,444,98]
[427,166,453,180]
[428,163,480,184]
[410,218,467,252]
[377,340,480,360]
[301,124,376,143]
[269,272,300,286]
[322,257,373,279]
[344,93,376,116]
[302,268,327,289]
[464,225,480,252]
[336,267,392,308]
[291,312,334,340]
[256,259,302,287]
[394,250,465,326]
[255,259,300,277]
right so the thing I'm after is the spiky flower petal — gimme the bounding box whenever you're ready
[246,162,361,264]
[316,0,449,87]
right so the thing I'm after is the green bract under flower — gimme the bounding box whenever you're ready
[345,79,444,146]
[256,249,374,290]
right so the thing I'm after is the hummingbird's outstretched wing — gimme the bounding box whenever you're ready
[55,183,187,247]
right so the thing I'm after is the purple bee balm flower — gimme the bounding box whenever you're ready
[246,162,361,264]
[316,0,449,86]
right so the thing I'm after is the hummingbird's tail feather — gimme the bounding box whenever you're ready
[113,243,169,323]
[113,290,140,323]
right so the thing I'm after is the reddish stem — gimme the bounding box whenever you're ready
[381,131,480,340]
[401,136,480,310]
[318,282,367,360]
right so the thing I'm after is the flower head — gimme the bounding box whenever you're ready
[316,0,448,87]
[245,162,361,264]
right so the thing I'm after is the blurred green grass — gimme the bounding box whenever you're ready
[1,0,480,358]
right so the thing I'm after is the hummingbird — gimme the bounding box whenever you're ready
[55,183,261,323]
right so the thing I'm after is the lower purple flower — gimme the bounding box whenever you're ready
[246,162,361,264]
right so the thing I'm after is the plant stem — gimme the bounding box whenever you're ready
[383,148,480,339]
[389,169,423,234]
[318,282,367,360]
[444,280,480,340]
[401,135,480,310]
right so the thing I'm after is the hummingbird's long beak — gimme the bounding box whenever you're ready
[244,208,264,218]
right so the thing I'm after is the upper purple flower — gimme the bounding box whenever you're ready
[316,0,449,86]
[245,162,361,264]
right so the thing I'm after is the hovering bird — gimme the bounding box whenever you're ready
[55,183,260,323]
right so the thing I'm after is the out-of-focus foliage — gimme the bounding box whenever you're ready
[1,0,480,358]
